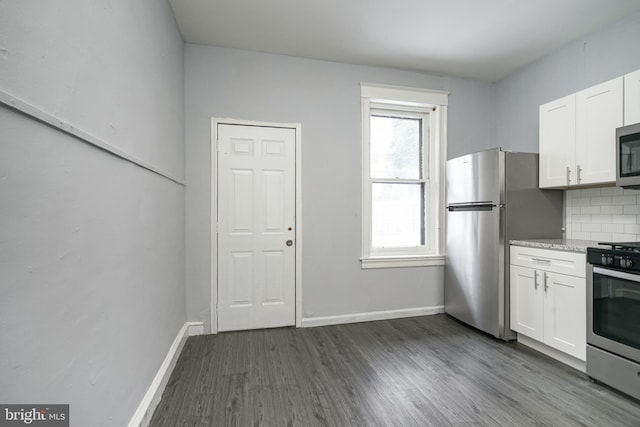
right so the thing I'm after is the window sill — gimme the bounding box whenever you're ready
[360,255,445,269]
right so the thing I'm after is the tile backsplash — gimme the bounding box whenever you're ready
[565,186,640,242]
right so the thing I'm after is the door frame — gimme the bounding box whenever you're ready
[210,118,302,333]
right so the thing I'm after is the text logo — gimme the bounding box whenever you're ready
[0,405,68,427]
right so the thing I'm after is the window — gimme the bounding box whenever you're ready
[361,83,447,269]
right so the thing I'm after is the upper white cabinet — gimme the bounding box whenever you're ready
[625,69,640,125]
[539,95,576,187]
[539,76,623,188]
[575,78,623,185]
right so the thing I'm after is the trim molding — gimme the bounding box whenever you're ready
[360,83,447,264]
[300,306,444,328]
[361,256,445,269]
[517,334,586,373]
[360,82,450,106]
[187,322,205,336]
[211,118,303,333]
[0,88,185,186]
[128,321,204,427]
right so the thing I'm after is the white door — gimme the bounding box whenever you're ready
[543,272,586,361]
[575,76,623,185]
[624,69,640,125]
[510,265,544,341]
[217,124,296,332]
[539,95,576,188]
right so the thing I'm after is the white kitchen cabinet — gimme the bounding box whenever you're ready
[624,69,640,125]
[510,246,586,361]
[510,265,544,341]
[539,76,623,188]
[543,271,586,359]
[575,78,623,185]
[539,95,576,188]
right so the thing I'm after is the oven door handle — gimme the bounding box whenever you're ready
[593,266,640,283]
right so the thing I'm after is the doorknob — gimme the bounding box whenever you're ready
[286,240,293,246]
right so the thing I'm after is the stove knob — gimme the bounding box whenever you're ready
[601,255,614,266]
[621,257,633,268]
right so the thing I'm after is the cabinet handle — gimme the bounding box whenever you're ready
[566,166,571,185]
[531,257,551,263]
[544,272,549,292]
[534,270,539,289]
[577,165,582,184]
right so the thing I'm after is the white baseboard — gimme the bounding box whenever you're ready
[187,321,205,336]
[517,335,586,373]
[300,305,444,328]
[128,321,204,427]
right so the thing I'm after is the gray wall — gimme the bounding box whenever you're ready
[495,12,640,153]
[185,45,495,330]
[0,1,186,426]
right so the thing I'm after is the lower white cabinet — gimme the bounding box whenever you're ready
[510,246,586,361]
[511,265,544,341]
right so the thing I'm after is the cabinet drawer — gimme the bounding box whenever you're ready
[510,246,586,278]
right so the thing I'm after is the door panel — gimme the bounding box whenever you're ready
[230,252,253,305]
[446,148,501,205]
[510,265,543,341]
[230,170,253,232]
[575,77,623,185]
[264,250,285,302]
[625,69,640,125]
[218,124,296,331]
[544,272,586,360]
[445,206,501,336]
[539,95,576,188]
[263,170,285,232]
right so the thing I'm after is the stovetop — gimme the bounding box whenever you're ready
[596,241,640,252]
[587,242,640,271]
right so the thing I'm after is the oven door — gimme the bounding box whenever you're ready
[588,265,640,362]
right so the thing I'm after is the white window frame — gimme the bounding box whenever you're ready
[361,83,448,269]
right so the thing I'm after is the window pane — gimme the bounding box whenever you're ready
[372,183,425,248]
[370,115,421,179]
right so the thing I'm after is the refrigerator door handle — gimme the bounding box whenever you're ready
[447,202,503,212]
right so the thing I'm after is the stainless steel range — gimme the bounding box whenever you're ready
[586,242,640,400]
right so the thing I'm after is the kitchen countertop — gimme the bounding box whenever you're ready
[509,238,608,253]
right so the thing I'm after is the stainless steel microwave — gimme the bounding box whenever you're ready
[617,122,640,188]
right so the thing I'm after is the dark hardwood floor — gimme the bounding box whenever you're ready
[149,314,640,426]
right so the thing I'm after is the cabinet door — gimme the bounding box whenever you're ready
[624,69,640,126]
[539,95,576,188]
[575,77,623,185]
[510,265,544,341]
[542,272,586,361]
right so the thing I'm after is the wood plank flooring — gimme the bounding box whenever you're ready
[149,314,640,426]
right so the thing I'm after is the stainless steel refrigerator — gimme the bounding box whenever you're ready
[444,148,563,340]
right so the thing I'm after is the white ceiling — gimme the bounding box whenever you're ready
[169,0,640,82]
